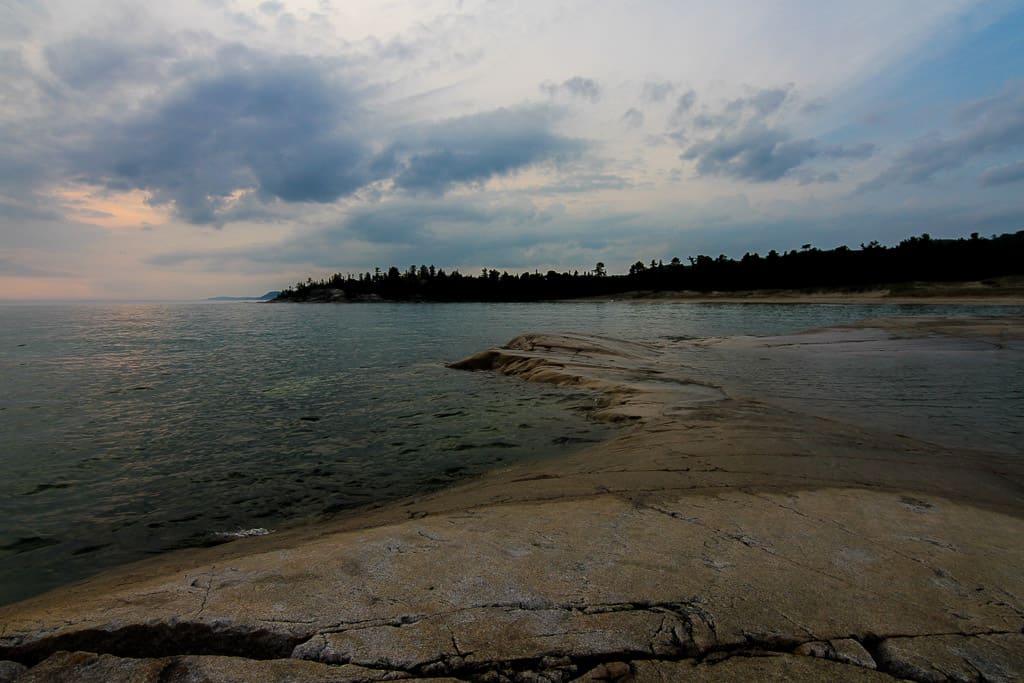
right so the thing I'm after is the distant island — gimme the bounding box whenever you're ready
[207,291,280,302]
[273,231,1024,303]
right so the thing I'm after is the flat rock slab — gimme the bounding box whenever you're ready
[630,653,901,681]
[2,488,1022,681]
[17,651,454,683]
[875,633,1024,683]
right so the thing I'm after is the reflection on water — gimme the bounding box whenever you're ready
[0,303,617,604]
[0,300,1021,604]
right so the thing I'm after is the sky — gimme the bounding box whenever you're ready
[1,0,1023,299]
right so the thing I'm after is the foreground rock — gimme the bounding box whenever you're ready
[2,325,1022,681]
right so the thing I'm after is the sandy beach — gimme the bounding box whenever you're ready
[1,316,1022,682]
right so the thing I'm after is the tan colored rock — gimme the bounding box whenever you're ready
[18,651,170,683]
[18,651,416,683]
[0,660,27,683]
[794,638,876,669]
[632,653,900,681]
[875,633,1024,683]
[572,661,631,681]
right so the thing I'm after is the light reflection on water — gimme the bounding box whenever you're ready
[693,327,1023,455]
[0,300,1021,604]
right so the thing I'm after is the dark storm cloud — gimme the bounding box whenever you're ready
[54,44,583,224]
[389,106,585,195]
[682,126,874,182]
[540,76,601,102]
[67,51,372,223]
[980,160,1024,186]
[860,81,1024,192]
[1,25,582,228]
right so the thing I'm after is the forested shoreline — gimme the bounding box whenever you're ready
[274,231,1024,302]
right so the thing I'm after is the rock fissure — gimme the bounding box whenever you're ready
[0,621,312,667]
[5,598,1023,679]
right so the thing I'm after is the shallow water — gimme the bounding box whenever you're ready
[1,300,1021,604]
[689,327,1024,455]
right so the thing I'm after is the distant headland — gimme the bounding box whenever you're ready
[272,231,1024,303]
[206,291,280,302]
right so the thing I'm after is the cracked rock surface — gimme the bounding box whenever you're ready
[2,322,1022,681]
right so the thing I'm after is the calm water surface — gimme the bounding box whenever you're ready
[1,301,1021,604]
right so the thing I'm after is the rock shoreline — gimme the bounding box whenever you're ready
[2,323,1023,681]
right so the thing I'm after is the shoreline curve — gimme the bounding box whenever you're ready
[2,321,1023,681]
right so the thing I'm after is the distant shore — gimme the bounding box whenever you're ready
[2,318,1022,681]
[562,277,1024,305]
[272,276,1024,305]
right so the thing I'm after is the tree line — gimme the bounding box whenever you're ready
[273,230,1024,302]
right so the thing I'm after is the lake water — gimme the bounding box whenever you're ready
[1,301,1021,605]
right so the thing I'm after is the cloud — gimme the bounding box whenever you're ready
[540,76,601,102]
[674,90,697,116]
[800,98,828,115]
[57,45,583,223]
[44,36,178,90]
[980,160,1024,186]
[389,106,585,195]
[726,86,790,117]
[669,86,791,137]
[860,81,1024,191]
[0,0,47,40]
[621,108,645,129]
[0,256,70,278]
[682,126,874,182]
[258,1,284,16]
[3,0,1020,299]
[536,173,634,194]
[150,196,563,270]
[667,90,697,127]
[0,198,60,221]
[0,216,107,250]
[641,81,674,103]
[64,50,373,223]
